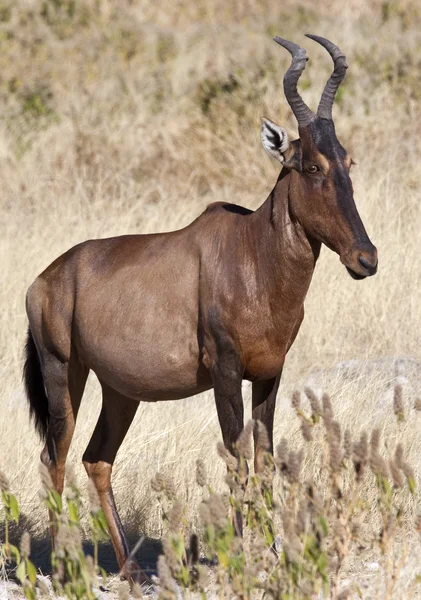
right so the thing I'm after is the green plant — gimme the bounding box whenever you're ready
[149,388,421,599]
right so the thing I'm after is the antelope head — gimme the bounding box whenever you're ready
[261,35,377,280]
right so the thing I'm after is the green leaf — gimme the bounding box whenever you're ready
[16,560,26,584]
[24,583,37,600]
[319,516,328,536]
[407,476,416,495]
[9,494,20,522]
[49,490,63,513]
[317,552,329,576]
[96,509,108,535]
[68,500,79,524]
[8,543,20,563]
[26,559,37,585]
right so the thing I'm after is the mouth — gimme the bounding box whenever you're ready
[346,266,368,280]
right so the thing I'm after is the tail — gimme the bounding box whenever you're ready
[23,327,49,441]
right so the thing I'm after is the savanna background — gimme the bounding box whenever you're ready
[1,0,421,597]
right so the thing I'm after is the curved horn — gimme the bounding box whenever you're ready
[305,34,348,120]
[273,37,315,127]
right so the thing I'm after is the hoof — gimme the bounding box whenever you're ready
[121,560,150,586]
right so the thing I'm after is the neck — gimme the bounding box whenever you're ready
[253,169,321,271]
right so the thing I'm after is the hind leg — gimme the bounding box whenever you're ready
[40,354,88,540]
[82,383,148,585]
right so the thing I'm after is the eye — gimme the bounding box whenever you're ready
[306,165,319,174]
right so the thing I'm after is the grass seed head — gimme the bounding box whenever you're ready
[0,470,10,492]
[132,583,144,599]
[169,500,183,532]
[151,472,176,500]
[220,492,231,513]
[85,554,95,578]
[224,472,237,492]
[369,451,388,478]
[118,582,130,600]
[39,463,54,490]
[322,393,334,428]
[237,419,254,460]
[344,429,352,460]
[199,501,211,527]
[304,387,322,416]
[296,500,307,536]
[164,477,177,502]
[300,418,313,442]
[65,463,77,488]
[370,428,380,452]
[255,420,270,451]
[196,565,209,588]
[20,530,31,558]
[207,493,228,529]
[217,442,238,471]
[276,438,288,465]
[393,384,405,421]
[56,524,72,558]
[395,443,404,468]
[353,431,368,481]
[329,432,342,474]
[37,578,50,598]
[157,555,177,597]
[286,450,302,484]
[151,471,166,493]
[282,507,296,541]
[331,419,342,442]
[389,459,404,488]
[87,478,100,513]
[291,390,301,410]
[163,537,180,574]
[195,459,207,487]
[401,461,415,483]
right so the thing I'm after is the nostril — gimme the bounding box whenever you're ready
[358,255,372,270]
[358,254,377,272]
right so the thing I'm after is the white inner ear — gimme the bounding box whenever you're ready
[261,118,289,163]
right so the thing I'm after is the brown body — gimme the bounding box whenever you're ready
[29,184,313,399]
[24,35,377,584]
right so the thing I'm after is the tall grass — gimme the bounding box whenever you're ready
[1,0,421,593]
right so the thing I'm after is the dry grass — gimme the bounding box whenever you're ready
[1,0,421,595]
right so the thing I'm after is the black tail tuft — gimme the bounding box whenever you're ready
[24,328,49,441]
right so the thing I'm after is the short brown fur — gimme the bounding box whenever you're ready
[23,35,377,583]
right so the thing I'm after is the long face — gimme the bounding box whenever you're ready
[291,119,377,279]
[261,34,378,280]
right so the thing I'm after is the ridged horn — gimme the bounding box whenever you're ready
[305,34,348,120]
[273,37,315,127]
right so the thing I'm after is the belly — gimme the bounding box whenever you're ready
[75,311,214,400]
[88,343,212,401]
[73,278,213,399]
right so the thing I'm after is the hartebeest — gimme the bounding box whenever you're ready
[24,35,377,582]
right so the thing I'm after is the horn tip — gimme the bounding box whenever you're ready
[273,36,309,61]
[273,36,286,46]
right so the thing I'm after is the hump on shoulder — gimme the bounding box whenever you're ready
[202,201,254,217]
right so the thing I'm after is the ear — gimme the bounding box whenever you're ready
[283,139,302,172]
[261,117,289,163]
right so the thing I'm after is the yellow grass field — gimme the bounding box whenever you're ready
[1,0,421,596]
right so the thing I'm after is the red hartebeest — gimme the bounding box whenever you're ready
[24,35,377,583]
